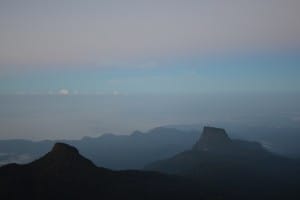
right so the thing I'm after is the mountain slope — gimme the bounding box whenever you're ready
[145,127,300,200]
[0,143,204,200]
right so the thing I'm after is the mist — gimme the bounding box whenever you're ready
[1,92,299,140]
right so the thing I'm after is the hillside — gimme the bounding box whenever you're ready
[145,127,300,199]
[0,143,204,200]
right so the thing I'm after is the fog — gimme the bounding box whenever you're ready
[0,93,299,140]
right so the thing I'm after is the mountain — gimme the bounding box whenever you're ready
[145,127,300,200]
[1,125,300,169]
[193,127,232,151]
[0,143,205,200]
[1,128,300,199]
[0,127,200,169]
[166,124,300,157]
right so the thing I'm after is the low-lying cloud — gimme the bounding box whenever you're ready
[0,153,33,166]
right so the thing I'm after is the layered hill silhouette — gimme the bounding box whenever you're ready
[1,125,300,168]
[0,143,204,200]
[0,127,199,169]
[1,127,300,200]
[145,127,300,199]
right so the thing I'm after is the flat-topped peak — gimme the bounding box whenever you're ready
[202,126,230,139]
[193,127,232,151]
[203,126,225,132]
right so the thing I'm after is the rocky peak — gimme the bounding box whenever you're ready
[51,143,79,155]
[31,143,96,170]
[193,127,232,151]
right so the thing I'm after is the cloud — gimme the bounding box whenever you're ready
[58,89,69,95]
[113,91,120,96]
[0,153,33,166]
[291,117,300,122]
[260,141,274,151]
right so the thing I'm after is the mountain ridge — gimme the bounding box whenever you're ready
[0,127,200,169]
[0,142,204,200]
[145,126,300,199]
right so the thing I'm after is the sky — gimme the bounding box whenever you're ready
[0,1,300,140]
[0,0,300,95]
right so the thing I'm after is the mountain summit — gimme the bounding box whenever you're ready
[145,126,300,199]
[30,142,97,171]
[193,127,232,151]
[51,142,79,154]
[0,143,202,200]
[192,127,267,155]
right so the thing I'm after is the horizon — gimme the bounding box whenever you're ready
[0,92,300,141]
[1,2,300,199]
[0,1,300,142]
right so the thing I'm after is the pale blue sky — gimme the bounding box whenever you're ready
[1,53,299,95]
[0,0,300,94]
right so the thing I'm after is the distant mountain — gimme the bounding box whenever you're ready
[145,127,300,200]
[0,143,205,200]
[0,127,200,169]
[1,127,300,200]
[166,124,300,157]
[193,127,232,151]
[1,125,300,169]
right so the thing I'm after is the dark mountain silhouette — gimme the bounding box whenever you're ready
[166,124,300,158]
[193,127,232,151]
[0,127,200,169]
[1,125,300,168]
[145,126,300,200]
[0,143,205,200]
[1,127,300,200]
[192,127,268,155]
[30,143,97,171]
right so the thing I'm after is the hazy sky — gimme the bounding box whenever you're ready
[0,0,300,94]
[1,94,300,140]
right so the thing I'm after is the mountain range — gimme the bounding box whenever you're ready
[1,126,300,199]
[1,125,300,169]
[0,127,200,169]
